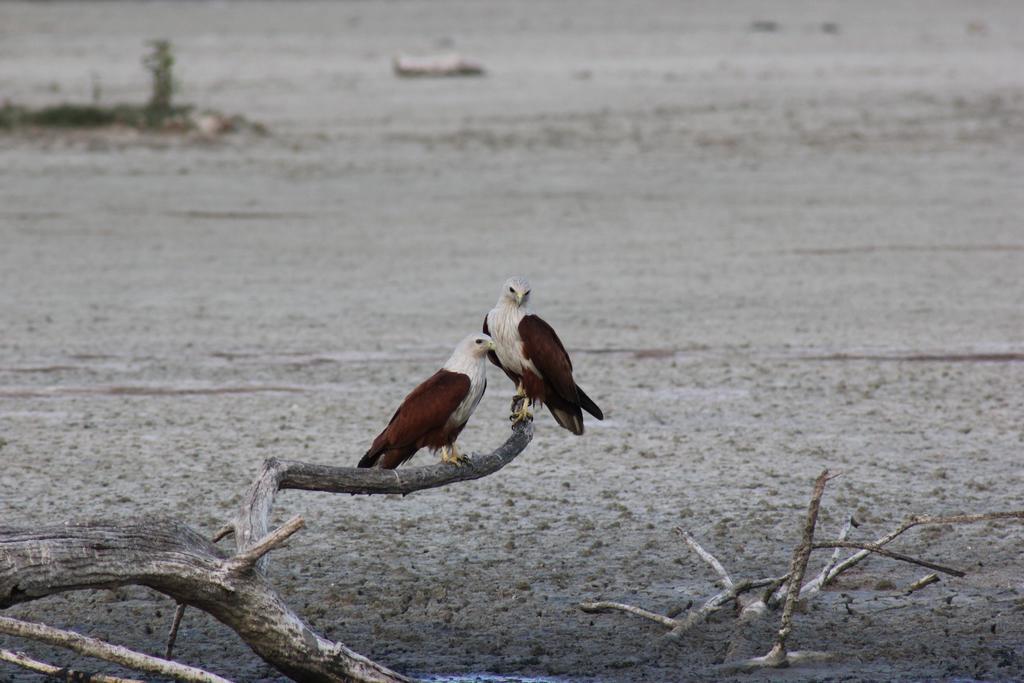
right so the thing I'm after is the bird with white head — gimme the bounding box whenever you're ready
[484,277,603,434]
[359,333,495,469]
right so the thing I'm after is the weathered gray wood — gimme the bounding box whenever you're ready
[0,646,144,683]
[579,472,1024,673]
[232,419,534,563]
[0,419,534,683]
[0,615,230,683]
[762,469,830,666]
[0,519,407,682]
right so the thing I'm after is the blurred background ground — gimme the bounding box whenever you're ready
[1,1,1023,680]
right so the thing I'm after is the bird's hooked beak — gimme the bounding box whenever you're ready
[515,292,524,305]
[485,339,497,351]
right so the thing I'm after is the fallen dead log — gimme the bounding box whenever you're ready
[393,54,485,78]
[0,417,534,682]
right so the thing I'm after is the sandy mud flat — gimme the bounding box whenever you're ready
[1,1,1023,680]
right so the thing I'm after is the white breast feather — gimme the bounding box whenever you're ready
[442,352,488,429]
[487,303,541,378]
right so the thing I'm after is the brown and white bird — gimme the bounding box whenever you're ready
[484,277,603,433]
[359,334,495,469]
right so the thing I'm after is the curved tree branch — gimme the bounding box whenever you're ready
[0,518,404,683]
[1,420,535,683]
[232,420,535,559]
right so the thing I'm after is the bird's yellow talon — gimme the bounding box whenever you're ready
[440,445,470,466]
[513,382,527,400]
[510,403,533,425]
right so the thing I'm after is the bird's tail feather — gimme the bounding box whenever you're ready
[547,402,584,435]
[361,445,417,469]
[577,385,603,420]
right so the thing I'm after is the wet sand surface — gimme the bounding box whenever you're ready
[1,1,1023,680]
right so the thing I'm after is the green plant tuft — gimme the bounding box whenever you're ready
[1,39,258,135]
[143,39,177,114]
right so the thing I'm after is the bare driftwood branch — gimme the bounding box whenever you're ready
[750,502,1017,614]
[1,420,535,683]
[906,573,940,594]
[722,471,839,671]
[0,647,144,683]
[579,467,1024,674]
[230,419,535,566]
[226,515,305,575]
[167,511,288,655]
[393,54,485,77]
[0,615,231,683]
[759,469,830,667]
[578,601,677,628]
[579,575,786,640]
[814,510,1024,587]
[812,540,965,577]
[658,529,788,638]
[165,602,187,659]
[667,576,788,639]
[676,529,733,587]
[0,520,402,682]
[580,528,786,639]
[793,514,856,608]
[802,516,851,606]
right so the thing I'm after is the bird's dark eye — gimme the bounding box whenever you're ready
[509,286,515,293]
[524,290,530,296]
[475,339,482,344]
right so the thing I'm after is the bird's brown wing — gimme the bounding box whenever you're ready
[359,370,470,468]
[518,314,577,403]
[520,314,603,434]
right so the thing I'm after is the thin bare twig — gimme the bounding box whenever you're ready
[814,515,855,590]
[763,513,856,611]
[0,648,144,683]
[579,601,677,628]
[165,603,186,659]
[816,510,1024,589]
[580,528,785,638]
[580,575,786,638]
[905,574,940,594]
[0,616,233,683]
[757,574,789,612]
[762,469,830,666]
[812,540,965,577]
[675,528,733,588]
[667,576,788,639]
[226,515,305,575]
